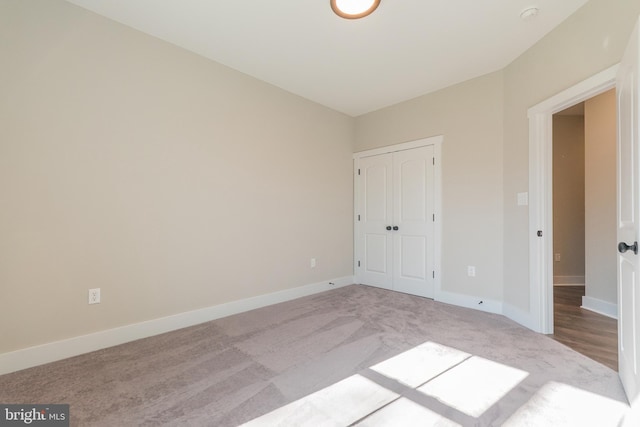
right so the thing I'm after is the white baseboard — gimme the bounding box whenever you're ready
[502,303,538,332]
[435,290,503,316]
[581,295,618,319]
[0,276,354,376]
[553,276,585,286]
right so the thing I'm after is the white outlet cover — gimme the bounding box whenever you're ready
[467,266,476,277]
[89,288,101,304]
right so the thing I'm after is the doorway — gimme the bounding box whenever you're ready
[528,65,617,335]
[550,93,618,370]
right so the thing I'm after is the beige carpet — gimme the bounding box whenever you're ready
[0,285,628,426]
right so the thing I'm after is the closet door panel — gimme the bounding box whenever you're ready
[393,146,435,298]
[358,154,393,289]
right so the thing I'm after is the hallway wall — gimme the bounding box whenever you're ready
[552,114,585,285]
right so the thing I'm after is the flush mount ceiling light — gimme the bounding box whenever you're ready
[331,0,381,19]
[520,7,539,21]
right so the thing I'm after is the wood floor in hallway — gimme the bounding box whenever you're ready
[550,285,618,371]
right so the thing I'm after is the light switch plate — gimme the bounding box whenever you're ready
[517,192,529,206]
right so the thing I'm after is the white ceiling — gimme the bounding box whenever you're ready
[65,0,589,117]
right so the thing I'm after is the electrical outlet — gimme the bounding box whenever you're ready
[467,266,476,277]
[310,258,316,268]
[88,288,101,304]
[554,253,561,262]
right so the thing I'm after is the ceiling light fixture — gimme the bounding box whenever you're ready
[520,7,539,21]
[331,0,381,20]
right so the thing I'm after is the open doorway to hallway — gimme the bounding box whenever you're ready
[549,89,618,371]
[551,285,617,370]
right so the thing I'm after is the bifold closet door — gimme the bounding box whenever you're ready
[356,145,435,298]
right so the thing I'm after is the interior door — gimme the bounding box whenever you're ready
[617,17,640,404]
[392,146,435,298]
[357,153,393,289]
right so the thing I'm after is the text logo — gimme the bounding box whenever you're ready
[0,405,69,427]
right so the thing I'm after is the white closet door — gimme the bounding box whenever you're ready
[358,153,393,289]
[393,146,435,298]
[356,144,436,298]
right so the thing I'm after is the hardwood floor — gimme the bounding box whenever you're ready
[550,285,618,371]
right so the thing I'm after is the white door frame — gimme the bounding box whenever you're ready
[528,65,618,334]
[353,135,443,298]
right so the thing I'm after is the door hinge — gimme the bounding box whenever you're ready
[358,168,361,175]
[433,214,435,222]
[432,271,435,279]
[433,157,435,165]
[358,260,361,267]
[358,214,361,221]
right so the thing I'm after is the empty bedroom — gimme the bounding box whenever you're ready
[2,0,640,425]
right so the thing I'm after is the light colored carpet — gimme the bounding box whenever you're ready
[0,285,628,426]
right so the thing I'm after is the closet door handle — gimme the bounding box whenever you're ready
[393,226,399,231]
[386,226,392,230]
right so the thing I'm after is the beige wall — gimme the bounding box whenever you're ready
[0,0,354,353]
[585,89,617,304]
[502,0,640,312]
[552,115,585,283]
[355,72,505,302]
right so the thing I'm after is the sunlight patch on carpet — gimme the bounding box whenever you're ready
[502,381,628,426]
[355,397,461,426]
[239,374,399,426]
[241,339,629,426]
[417,356,529,417]
[370,342,470,388]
